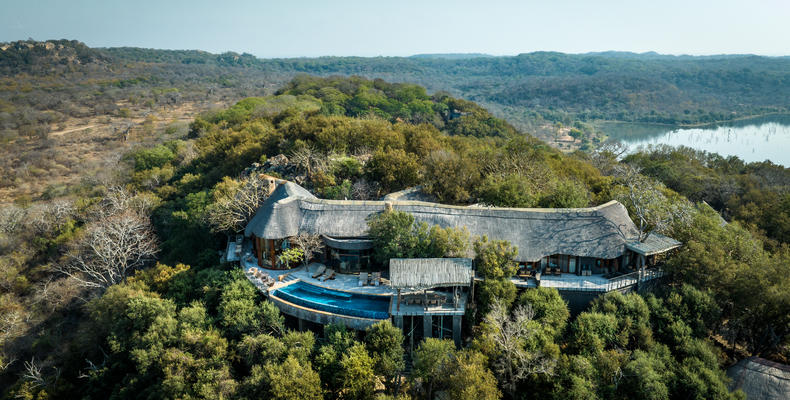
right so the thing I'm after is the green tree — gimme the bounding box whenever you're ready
[517,287,570,339]
[314,324,356,397]
[473,236,518,279]
[444,350,501,400]
[539,179,590,208]
[412,338,454,400]
[367,210,424,265]
[365,320,405,393]
[340,343,376,400]
[365,148,421,194]
[263,355,323,400]
[479,174,539,208]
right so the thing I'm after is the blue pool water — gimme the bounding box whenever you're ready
[272,281,391,320]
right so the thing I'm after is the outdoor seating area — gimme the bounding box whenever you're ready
[358,271,381,286]
[247,267,275,287]
[401,291,447,307]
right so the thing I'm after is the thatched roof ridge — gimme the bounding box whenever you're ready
[390,258,474,289]
[245,182,675,262]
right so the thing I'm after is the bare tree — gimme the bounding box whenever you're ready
[206,174,271,233]
[29,199,75,235]
[484,299,555,399]
[60,209,158,289]
[591,140,629,175]
[614,165,691,242]
[289,145,328,177]
[0,205,25,234]
[22,357,45,388]
[351,178,378,200]
[292,233,324,267]
[99,186,158,219]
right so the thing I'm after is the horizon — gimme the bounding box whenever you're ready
[2,0,789,58]
[4,40,789,60]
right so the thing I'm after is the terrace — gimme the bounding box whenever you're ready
[510,268,664,292]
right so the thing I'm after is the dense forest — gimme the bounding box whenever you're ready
[1,74,789,399]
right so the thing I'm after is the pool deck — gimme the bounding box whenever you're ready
[242,256,395,295]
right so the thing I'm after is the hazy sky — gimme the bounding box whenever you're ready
[2,0,789,57]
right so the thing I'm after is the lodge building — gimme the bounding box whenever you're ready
[240,178,681,346]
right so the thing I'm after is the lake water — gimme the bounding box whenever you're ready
[598,114,790,166]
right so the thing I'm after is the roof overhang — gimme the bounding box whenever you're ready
[627,233,682,256]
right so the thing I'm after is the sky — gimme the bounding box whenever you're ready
[1,0,789,58]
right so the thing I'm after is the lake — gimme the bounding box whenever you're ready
[597,114,790,166]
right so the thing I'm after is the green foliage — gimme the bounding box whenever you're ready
[130,144,177,172]
[365,148,421,194]
[278,247,304,268]
[473,236,518,279]
[412,338,455,399]
[422,149,481,204]
[518,287,570,339]
[443,350,502,400]
[366,210,470,265]
[365,320,405,393]
[340,343,377,400]
[477,278,517,317]
[539,179,591,208]
[479,174,539,208]
[590,291,654,350]
[218,273,284,338]
[262,355,323,400]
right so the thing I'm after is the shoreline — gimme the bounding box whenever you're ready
[593,112,790,129]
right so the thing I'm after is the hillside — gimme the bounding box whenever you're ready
[1,75,788,399]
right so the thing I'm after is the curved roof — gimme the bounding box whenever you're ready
[245,182,678,262]
[322,235,374,251]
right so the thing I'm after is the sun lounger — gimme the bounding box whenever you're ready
[372,272,381,286]
[321,269,336,281]
[359,272,368,286]
[312,265,326,279]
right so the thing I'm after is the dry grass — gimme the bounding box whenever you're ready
[0,99,233,204]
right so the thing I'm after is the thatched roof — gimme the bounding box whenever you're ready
[322,235,373,251]
[390,258,473,289]
[245,182,680,262]
[727,357,790,400]
[627,233,681,256]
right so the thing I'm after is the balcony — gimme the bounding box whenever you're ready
[511,268,664,292]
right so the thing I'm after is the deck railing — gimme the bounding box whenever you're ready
[604,268,664,292]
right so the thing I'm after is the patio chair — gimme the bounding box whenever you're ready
[312,265,326,279]
[359,272,368,286]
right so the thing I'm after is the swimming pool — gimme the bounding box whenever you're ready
[272,281,391,320]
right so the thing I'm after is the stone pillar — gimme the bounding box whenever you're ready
[423,315,432,339]
[453,315,462,347]
[298,318,304,332]
[393,315,403,329]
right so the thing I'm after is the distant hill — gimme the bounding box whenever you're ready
[3,40,790,137]
[0,39,111,74]
[409,53,496,59]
